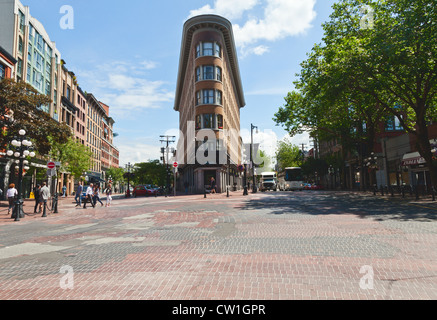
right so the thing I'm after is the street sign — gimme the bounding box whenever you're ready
[173,162,178,168]
[47,168,56,177]
[47,161,56,169]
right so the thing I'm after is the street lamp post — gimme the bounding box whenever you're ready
[251,124,258,193]
[7,129,36,222]
[125,163,131,198]
[243,154,248,196]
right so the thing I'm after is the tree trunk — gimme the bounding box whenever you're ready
[416,119,437,189]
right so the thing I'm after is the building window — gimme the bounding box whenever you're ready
[203,42,214,56]
[195,66,222,82]
[196,115,202,130]
[196,42,222,58]
[19,10,25,33]
[203,114,215,129]
[0,64,5,80]
[203,65,215,80]
[216,67,222,81]
[17,59,23,78]
[18,37,23,55]
[27,63,31,82]
[217,114,223,129]
[203,89,215,105]
[385,116,403,132]
[196,89,223,106]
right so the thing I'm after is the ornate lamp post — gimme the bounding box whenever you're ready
[251,124,258,193]
[242,153,248,196]
[7,129,36,221]
[125,163,132,198]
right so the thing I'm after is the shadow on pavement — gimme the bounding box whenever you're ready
[236,191,437,222]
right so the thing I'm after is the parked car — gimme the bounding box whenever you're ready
[303,183,312,190]
[311,184,324,190]
[133,185,158,197]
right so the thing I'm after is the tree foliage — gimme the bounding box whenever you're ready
[0,79,72,155]
[276,138,304,172]
[275,0,437,187]
[48,137,93,180]
[132,160,167,186]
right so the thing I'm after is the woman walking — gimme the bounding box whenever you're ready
[105,184,113,207]
[93,185,104,207]
[7,183,18,215]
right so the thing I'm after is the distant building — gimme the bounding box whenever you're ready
[174,15,245,193]
[0,45,17,79]
[0,0,62,118]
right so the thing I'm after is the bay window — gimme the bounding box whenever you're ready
[195,89,223,106]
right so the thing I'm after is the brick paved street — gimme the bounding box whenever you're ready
[0,191,436,300]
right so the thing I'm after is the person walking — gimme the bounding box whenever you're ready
[40,182,50,214]
[83,183,95,209]
[105,184,113,207]
[6,183,18,215]
[93,185,104,207]
[33,184,41,214]
[210,177,216,194]
[75,182,83,207]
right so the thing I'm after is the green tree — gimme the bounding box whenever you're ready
[48,137,93,180]
[132,160,167,186]
[105,167,126,185]
[0,79,72,155]
[276,138,303,172]
[275,0,437,187]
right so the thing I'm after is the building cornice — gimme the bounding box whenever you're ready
[174,14,245,111]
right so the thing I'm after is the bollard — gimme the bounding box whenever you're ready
[53,193,59,214]
[390,186,394,197]
[373,185,377,196]
[432,187,436,202]
[227,186,229,198]
[204,187,207,199]
[380,185,384,196]
[42,200,47,218]
[415,185,419,201]
[402,186,405,198]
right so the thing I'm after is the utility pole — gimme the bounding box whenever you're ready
[160,135,176,197]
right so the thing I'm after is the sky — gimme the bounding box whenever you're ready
[22,0,336,168]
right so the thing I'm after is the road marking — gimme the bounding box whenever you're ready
[408,203,437,211]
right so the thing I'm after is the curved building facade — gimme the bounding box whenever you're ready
[174,15,245,193]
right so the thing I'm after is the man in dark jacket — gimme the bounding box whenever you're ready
[33,184,41,213]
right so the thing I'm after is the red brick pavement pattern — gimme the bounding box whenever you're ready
[0,192,436,300]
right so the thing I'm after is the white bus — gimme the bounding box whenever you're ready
[278,167,304,191]
[260,172,278,192]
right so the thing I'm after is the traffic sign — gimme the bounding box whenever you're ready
[173,162,178,168]
[47,161,56,169]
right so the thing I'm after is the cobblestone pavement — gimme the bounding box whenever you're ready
[0,191,436,300]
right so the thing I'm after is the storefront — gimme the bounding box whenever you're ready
[401,152,432,190]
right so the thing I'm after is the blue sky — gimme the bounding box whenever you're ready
[22,0,336,167]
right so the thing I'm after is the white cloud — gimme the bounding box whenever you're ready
[188,0,259,20]
[188,0,317,56]
[77,60,173,118]
[116,137,162,167]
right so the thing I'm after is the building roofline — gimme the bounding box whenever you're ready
[0,45,17,65]
[86,93,107,115]
[174,14,245,111]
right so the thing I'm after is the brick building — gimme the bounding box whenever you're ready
[174,15,245,193]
